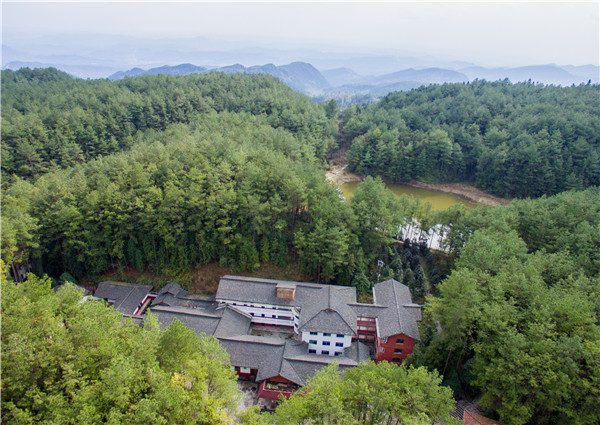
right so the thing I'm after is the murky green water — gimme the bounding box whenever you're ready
[340,181,477,211]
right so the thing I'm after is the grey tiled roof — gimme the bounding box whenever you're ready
[222,339,285,371]
[300,309,354,334]
[213,306,252,338]
[150,305,221,336]
[153,282,187,305]
[94,282,152,315]
[373,279,421,341]
[349,303,387,318]
[297,286,358,335]
[257,340,372,386]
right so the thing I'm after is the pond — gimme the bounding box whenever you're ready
[339,181,477,211]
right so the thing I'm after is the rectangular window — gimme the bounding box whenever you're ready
[309,349,316,354]
[309,340,317,344]
[323,333,331,337]
[336,334,344,338]
[310,331,318,335]
[335,352,342,356]
[322,351,329,355]
[392,358,401,363]
[322,341,330,346]
[394,349,403,354]
[396,339,405,344]
[335,342,344,347]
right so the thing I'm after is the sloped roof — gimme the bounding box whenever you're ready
[150,305,222,336]
[213,306,252,338]
[94,281,152,315]
[257,340,371,386]
[298,286,358,335]
[153,282,188,305]
[222,338,285,371]
[373,279,421,341]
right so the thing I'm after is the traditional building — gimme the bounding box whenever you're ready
[94,281,155,316]
[94,276,421,403]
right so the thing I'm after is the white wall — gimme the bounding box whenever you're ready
[301,331,352,356]
[218,299,300,331]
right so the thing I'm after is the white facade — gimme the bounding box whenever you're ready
[218,299,300,331]
[301,331,352,356]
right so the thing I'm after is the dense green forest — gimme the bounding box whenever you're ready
[1,68,336,180]
[411,188,600,425]
[2,68,600,425]
[0,270,252,424]
[341,80,600,197]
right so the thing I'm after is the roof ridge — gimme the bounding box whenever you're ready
[150,305,221,318]
[391,280,405,335]
[348,302,387,308]
[115,285,138,309]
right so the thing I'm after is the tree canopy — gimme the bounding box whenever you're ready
[272,361,459,425]
[341,80,599,198]
[411,188,600,425]
[0,264,246,424]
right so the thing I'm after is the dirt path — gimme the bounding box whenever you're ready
[325,164,362,187]
[325,166,511,207]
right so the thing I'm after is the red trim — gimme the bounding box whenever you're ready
[133,294,156,315]
[258,381,297,400]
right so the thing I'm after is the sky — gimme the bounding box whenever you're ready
[2,1,599,67]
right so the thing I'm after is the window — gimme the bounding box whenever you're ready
[310,331,318,335]
[322,351,329,355]
[323,333,331,336]
[396,338,405,344]
[392,358,401,363]
[271,315,276,318]
[335,352,342,356]
[394,349,403,354]
[309,340,317,344]
[322,341,330,346]
[335,342,344,347]
[261,314,265,317]
[309,349,316,354]
[336,334,344,338]
[250,313,255,316]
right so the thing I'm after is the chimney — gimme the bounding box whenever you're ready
[276,282,296,299]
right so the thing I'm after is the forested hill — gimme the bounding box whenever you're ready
[1,68,336,181]
[341,79,600,198]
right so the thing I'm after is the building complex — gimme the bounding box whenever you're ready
[94,275,422,403]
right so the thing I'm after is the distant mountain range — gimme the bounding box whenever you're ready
[107,62,330,96]
[5,59,598,101]
[3,33,598,94]
[97,61,598,102]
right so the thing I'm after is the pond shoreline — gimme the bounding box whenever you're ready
[403,181,511,207]
[325,165,511,207]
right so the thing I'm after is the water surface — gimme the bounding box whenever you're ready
[340,181,476,211]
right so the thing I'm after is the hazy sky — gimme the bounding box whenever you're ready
[3,1,599,66]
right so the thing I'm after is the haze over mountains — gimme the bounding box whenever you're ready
[3,33,598,101]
